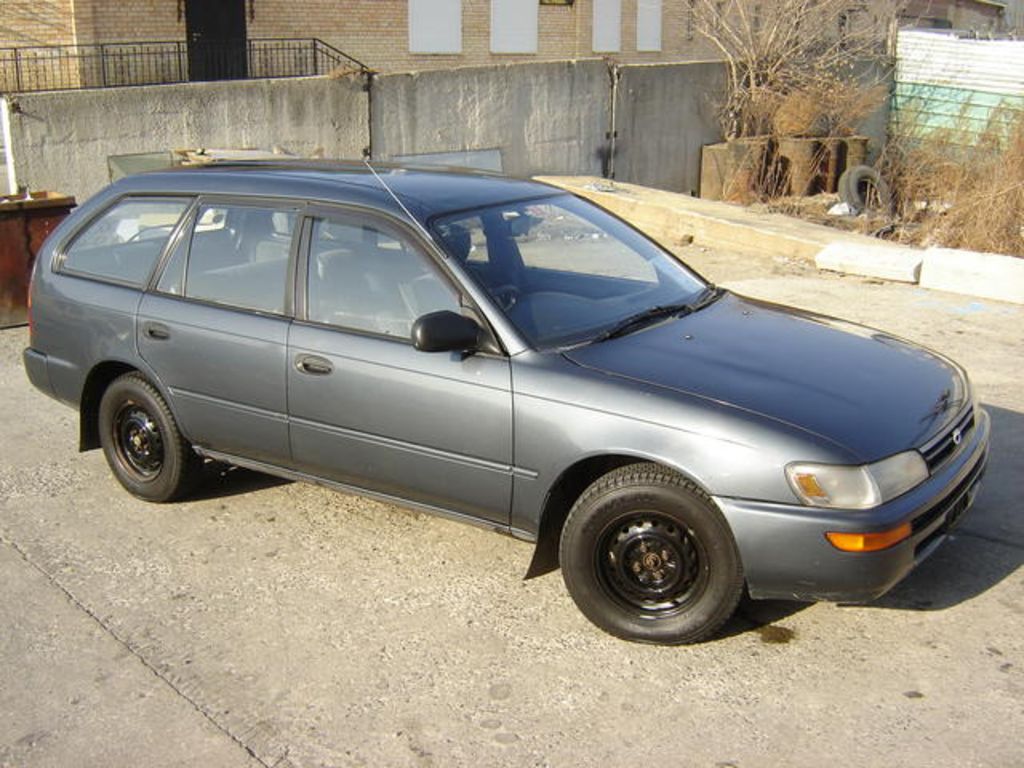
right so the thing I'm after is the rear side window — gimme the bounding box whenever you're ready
[183,203,297,314]
[62,198,190,286]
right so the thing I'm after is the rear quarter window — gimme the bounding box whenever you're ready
[61,197,191,286]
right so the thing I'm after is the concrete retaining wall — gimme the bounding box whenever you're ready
[9,75,370,202]
[370,60,612,179]
[853,58,892,165]
[613,61,727,195]
[9,59,843,205]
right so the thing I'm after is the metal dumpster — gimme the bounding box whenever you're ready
[0,192,75,328]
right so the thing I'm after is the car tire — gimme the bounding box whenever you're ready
[838,165,892,214]
[559,463,744,644]
[98,372,201,502]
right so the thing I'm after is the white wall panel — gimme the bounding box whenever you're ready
[491,0,539,53]
[636,0,662,52]
[409,0,462,54]
[897,29,1024,96]
[593,0,622,52]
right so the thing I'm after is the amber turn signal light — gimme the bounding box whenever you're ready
[826,523,912,552]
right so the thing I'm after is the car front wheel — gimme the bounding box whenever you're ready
[98,372,200,502]
[559,463,744,644]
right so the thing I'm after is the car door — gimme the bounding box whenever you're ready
[138,198,299,465]
[287,207,513,526]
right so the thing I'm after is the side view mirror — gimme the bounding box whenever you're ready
[411,310,481,353]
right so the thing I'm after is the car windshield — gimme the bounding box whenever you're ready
[432,194,707,348]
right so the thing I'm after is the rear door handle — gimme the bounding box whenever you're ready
[144,322,170,340]
[295,354,333,375]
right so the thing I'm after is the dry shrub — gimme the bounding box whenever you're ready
[884,108,1024,257]
[773,74,889,138]
[774,91,829,137]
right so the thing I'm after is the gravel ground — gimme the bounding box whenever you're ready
[1,248,1021,768]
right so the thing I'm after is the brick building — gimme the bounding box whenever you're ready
[2,0,721,72]
[1,0,1014,79]
[902,0,1009,30]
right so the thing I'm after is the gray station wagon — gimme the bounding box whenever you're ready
[23,162,990,644]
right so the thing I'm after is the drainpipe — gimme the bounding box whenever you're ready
[1,97,17,196]
[604,61,620,179]
[363,70,374,160]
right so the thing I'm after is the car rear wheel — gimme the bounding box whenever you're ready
[98,372,200,502]
[559,463,744,644]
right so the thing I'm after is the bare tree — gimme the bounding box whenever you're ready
[691,0,903,138]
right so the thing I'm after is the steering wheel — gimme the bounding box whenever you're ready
[491,283,521,311]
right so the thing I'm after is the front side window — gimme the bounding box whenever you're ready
[306,215,460,338]
[62,197,190,286]
[182,203,296,314]
[434,194,706,348]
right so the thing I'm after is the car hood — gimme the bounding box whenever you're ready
[563,292,966,462]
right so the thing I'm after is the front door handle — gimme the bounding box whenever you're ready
[295,354,333,376]
[144,322,170,340]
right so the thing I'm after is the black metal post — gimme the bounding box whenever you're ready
[99,43,108,87]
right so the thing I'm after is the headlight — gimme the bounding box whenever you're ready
[786,451,929,509]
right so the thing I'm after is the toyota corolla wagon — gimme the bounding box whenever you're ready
[23,162,990,644]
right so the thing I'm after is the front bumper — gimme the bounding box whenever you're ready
[716,407,991,603]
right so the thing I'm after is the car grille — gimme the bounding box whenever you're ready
[912,451,986,558]
[920,406,975,473]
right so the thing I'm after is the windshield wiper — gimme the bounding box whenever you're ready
[590,285,725,344]
[688,284,725,312]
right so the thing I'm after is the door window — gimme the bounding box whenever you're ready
[183,203,296,314]
[306,215,460,338]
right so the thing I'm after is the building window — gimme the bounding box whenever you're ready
[491,0,539,53]
[409,0,462,54]
[593,0,622,52]
[636,0,662,51]
[686,0,696,41]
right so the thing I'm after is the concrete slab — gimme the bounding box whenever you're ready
[0,541,258,768]
[921,247,1024,305]
[540,176,1024,306]
[536,175,921,265]
[815,241,923,283]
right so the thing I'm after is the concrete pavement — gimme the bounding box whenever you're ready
[1,248,1021,767]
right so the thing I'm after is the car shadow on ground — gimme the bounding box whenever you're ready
[718,595,811,641]
[180,404,1021,628]
[187,462,292,501]
[868,402,1023,612]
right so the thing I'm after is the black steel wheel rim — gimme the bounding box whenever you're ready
[113,402,164,479]
[596,512,708,617]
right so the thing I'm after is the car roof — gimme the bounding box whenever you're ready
[110,160,563,223]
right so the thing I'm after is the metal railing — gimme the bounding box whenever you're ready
[0,38,369,93]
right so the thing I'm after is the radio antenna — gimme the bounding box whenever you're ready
[362,159,439,247]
